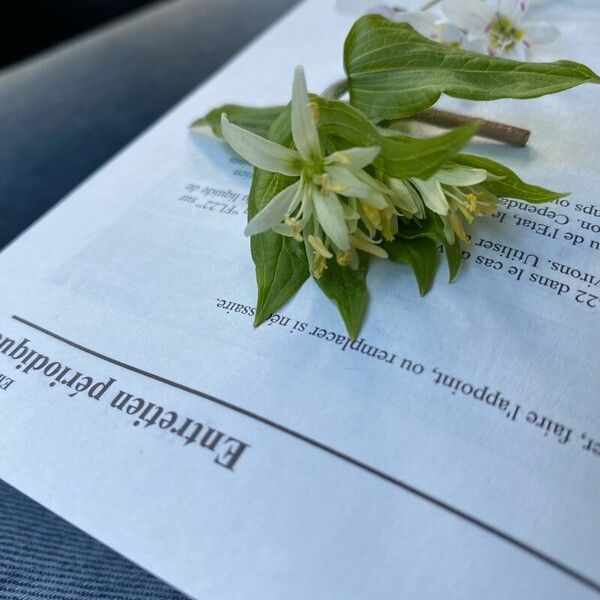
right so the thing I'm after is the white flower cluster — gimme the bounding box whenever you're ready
[336,0,559,59]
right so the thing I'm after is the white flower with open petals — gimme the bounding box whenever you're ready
[442,0,559,59]
[221,66,389,278]
[335,0,465,47]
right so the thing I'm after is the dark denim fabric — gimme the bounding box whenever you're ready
[0,0,298,597]
[0,480,186,599]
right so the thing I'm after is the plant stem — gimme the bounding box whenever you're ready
[321,78,530,147]
[420,0,442,10]
[411,108,530,147]
[321,78,350,100]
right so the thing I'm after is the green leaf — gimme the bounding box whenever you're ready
[314,97,478,179]
[383,122,480,180]
[443,238,462,283]
[453,153,568,203]
[191,104,284,138]
[250,178,309,326]
[396,212,461,282]
[315,254,369,338]
[246,108,309,326]
[384,237,439,296]
[396,210,443,240]
[344,16,599,120]
[194,97,478,180]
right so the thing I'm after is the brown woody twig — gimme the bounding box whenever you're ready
[321,78,530,147]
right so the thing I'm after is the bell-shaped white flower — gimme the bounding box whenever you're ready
[388,165,497,244]
[409,165,489,216]
[442,0,559,59]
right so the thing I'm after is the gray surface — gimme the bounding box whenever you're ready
[0,0,299,250]
[0,0,298,597]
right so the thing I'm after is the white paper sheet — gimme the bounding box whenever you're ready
[0,1,598,598]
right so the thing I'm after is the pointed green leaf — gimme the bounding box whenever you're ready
[247,109,309,326]
[443,238,462,282]
[315,254,369,338]
[382,123,480,180]
[344,16,599,120]
[313,95,381,146]
[453,153,568,203]
[396,210,443,240]
[384,237,439,296]
[314,97,479,179]
[190,104,284,138]
[251,223,309,326]
[221,98,478,181]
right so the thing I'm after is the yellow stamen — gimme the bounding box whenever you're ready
[488,14,524,51]
[450,212,469,244]
[336,250,351,266]
[331,151,350,165]
[308,234,333,258]
[315,174,347,195]
[350,234,389,259]
[380,205,396,241]
[475,190,498,215]
[465,193,479,214]
[284,217,303,241]
[361,202,382,229]
[312,255,327,279]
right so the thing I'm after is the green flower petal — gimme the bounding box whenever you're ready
[435,166,489,186]
[312,187,350,251]
[291,66,321,162]
[244,181,301,236]
[411,177,449,215]
[326,146,381,169]
[389,178,425,218]
[325,165,388,209]
[221,114,302,176]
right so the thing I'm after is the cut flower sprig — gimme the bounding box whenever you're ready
[222,67,498,281]
[223,67,393,276]
[193,17,598,337]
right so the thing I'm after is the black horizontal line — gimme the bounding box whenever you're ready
[11,314,600,595]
